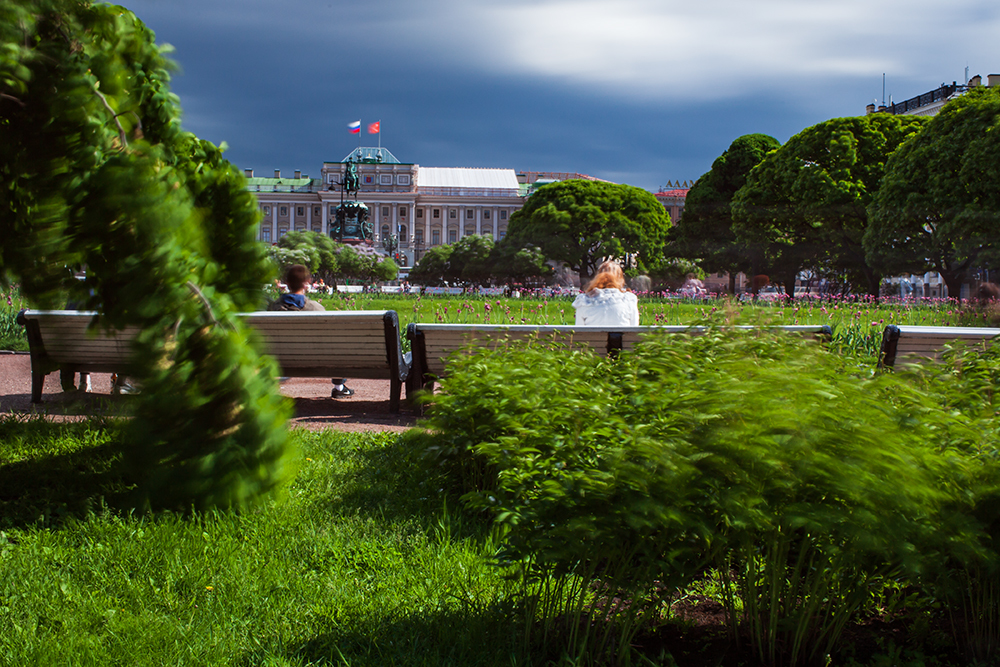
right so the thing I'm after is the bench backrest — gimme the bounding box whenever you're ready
[19,309,406,380]
[879,324,1000,368]
[17,310,141,374]
[239,310,403,379]
[408,323,833,380]
[408,324,610,378]
[618,324,831,351]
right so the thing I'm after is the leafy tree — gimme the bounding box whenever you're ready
[0,0,290,509]
[330,245,396,284]
[733,115,927,297]
[491,243,554,286]
[504,180,672,285]
[866,86,1000,298]
[409,245,453,286]
[448,234,495,286]
[275,231,340,282]
[670,134,779,294]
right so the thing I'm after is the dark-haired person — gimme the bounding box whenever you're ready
[267,265,354,398]
[572,260,639,327]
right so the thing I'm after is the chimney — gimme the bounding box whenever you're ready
[989,74,1000,88]
[244,168,253,178]
[294,170,302,179]
[274,169,281,179]
[877,104,887,113]
[969,74,982,87]
[865,103,876,115]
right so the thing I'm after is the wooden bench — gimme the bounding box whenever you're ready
[405,323,832,396]
[243,310,409,412]
[878,325,1000,368]
[18,309,410,412]
[16,309,142,403]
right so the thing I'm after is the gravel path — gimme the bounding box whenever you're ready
[0,352,419,433]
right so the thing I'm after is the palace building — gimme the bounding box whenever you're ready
[247,147,526,267]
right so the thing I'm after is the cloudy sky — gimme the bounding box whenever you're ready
[124,0,998,191]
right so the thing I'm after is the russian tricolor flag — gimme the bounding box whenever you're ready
[348,120,361,134]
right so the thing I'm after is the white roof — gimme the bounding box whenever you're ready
[417,167,519,189]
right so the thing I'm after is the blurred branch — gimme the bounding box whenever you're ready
[186,281,220,327]
[0,93,25,107]
[93,85,128,149]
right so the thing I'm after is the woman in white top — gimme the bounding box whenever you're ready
[572,261,639,327]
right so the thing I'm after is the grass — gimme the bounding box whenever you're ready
[0,418,521,666]
[0,285,27,351]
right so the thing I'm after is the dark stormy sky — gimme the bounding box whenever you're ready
[122,0,998,191]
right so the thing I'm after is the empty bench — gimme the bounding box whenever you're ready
[17,309,143,403]
[18,309,410,411]
[878,325,1000,369]
[405,323,832,396]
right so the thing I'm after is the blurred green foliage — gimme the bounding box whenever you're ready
[0,0,290,510]
[409,327,1000,664]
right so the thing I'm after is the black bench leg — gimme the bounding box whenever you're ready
[31,369,45,403]
[389,378,401,413]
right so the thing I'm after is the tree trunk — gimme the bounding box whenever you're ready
[864,266,882,301]
[942,271,964,300]
[728,272,737,295]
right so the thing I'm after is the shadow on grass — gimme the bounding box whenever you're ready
[302,429,493,539]
[0,416,133,530]
[239,601,524,667]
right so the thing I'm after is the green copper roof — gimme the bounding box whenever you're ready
[246,177,315,186]
[338,147,401,164]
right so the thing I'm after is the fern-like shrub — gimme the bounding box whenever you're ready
[412,327,956,666]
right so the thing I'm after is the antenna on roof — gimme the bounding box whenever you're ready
[965,65,970,85]
[882,73,885,107]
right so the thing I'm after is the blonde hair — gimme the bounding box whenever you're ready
[585,261,626,294]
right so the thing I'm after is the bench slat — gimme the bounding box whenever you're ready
[19,309,409,411]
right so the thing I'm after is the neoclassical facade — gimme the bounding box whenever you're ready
[246,147,526,267]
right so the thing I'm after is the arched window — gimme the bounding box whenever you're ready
[399,225,408,243]
[381,224,390,240]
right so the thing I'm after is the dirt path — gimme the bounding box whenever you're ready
[0,352,419,433]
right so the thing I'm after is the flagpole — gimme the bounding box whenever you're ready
[378,119,381,152]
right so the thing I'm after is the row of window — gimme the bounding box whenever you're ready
[327,173,412,186]
[261,205,510,221]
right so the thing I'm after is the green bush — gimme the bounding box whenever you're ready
[413,328,959,665]
[894,344,1000,662]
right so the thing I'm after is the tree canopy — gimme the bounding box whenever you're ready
[669,134,779,293]
[1,0,290,509]
[732,115,927,297]
[272,231,397,284]
[504,180,672,284]
[865,86,1000,297]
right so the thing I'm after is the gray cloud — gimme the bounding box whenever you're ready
[124,0,999,190]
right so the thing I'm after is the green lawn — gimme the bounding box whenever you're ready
[0,419,519,666]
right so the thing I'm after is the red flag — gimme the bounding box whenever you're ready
[368,121,380,134]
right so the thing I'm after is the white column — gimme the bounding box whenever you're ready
[306,203,312,231]
[424,207,431,247]
[321,202,328,235]
[476,207,482,236]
